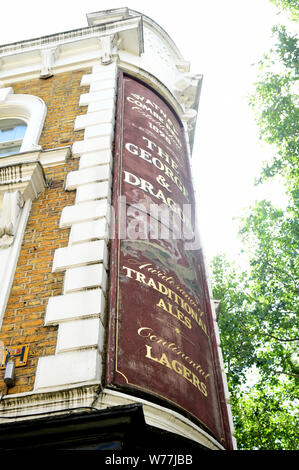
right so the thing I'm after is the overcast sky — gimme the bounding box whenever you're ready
[0,0,288,263]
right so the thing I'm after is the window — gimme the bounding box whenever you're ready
[0,89,47,329]
[0,88,47,157]
[0,118,27,157]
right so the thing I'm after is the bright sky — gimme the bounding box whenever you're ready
[0,0,288,264]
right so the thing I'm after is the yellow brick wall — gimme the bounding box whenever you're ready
[12,69,91,149]
[0,68,91,394]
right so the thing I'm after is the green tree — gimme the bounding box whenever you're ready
[249,23,298,196]
[270,0,299,21]
[211,245,299,449]
[234,384,299,450]
[211,0,299,450]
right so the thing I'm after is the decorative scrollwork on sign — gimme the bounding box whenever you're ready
[0,191,24,249]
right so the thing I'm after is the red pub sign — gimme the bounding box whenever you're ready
[107,73,233,449]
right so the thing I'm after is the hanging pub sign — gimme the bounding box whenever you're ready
[106,73,233,449]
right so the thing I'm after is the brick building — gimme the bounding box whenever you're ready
[0,9,236,451]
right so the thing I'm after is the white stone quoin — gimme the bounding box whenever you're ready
[56,318,105,353]
[59,199,110,228]
[34,61,117,395]
[65,164,111,190]
[35,349,102,390]
[75,180,111,203]
[45,289,106,324]
[52,240,108,272]
[63,264,107,294]
[69,218,109,245]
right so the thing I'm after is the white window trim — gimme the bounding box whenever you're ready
[0,198,32,329]
[0,87,47,154]
[0,87,47,330]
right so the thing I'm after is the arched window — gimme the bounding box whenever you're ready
[0,87,47,157]
[0,118,27,157]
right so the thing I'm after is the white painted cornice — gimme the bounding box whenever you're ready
[0,16,143,56]
[0,16,143,83]
[0,147,70,168]
[0,382,225,450]
[0,9,202,151]
[87,8,182,65]
[0,383,101,421]
[0,160,46,203]
[0,147,70,206]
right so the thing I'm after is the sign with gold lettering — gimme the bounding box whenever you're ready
[107,74,233,449]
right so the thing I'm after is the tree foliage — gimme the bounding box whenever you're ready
[210,0,299,450]
[270,0,299,21]
[249,24,298,197]
[234,383,299,450]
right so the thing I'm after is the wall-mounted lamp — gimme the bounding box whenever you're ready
[0,360,16,403]
[4,360,16,389]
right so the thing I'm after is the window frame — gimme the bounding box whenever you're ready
[0,118,27,157]
[0,88,47,156]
